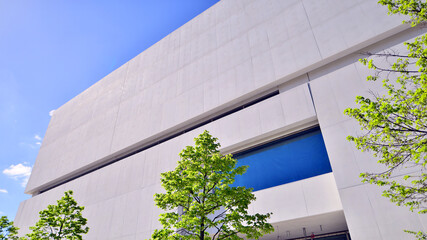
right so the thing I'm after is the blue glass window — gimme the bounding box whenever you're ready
[233,127,332,191]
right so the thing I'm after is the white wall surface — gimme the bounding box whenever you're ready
[16,84,327,239]
[26,0,405,194]
[309,26,427,240]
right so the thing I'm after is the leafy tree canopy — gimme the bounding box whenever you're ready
[0,216,19,240]
[346,0,427,213]
[26,190,89,240]
[345,31,427,212]
[379,0,427,26]
[345,0,427,238]
[150,130,273,240]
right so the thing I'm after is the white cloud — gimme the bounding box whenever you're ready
[3,164,32,187]
[3,164,31,177]
[49,110,55,117]
[0,189,7,194]
[36,142,41,145]
[34,134,42,141]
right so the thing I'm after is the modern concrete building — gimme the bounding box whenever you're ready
[14,0,427,239]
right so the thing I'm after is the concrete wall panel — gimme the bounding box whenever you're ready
[16,86,323,238]
[309,27,427,239]
[25,0,407,194]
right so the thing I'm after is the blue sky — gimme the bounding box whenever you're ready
[0,0,219,220]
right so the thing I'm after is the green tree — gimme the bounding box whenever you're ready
[379,0,427,26]
[0,216,19,240]
[150,130,274,240]
[345,0,427,238]
[26,190,89,240]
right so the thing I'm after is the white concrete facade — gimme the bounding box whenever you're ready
[14,0,427,239]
